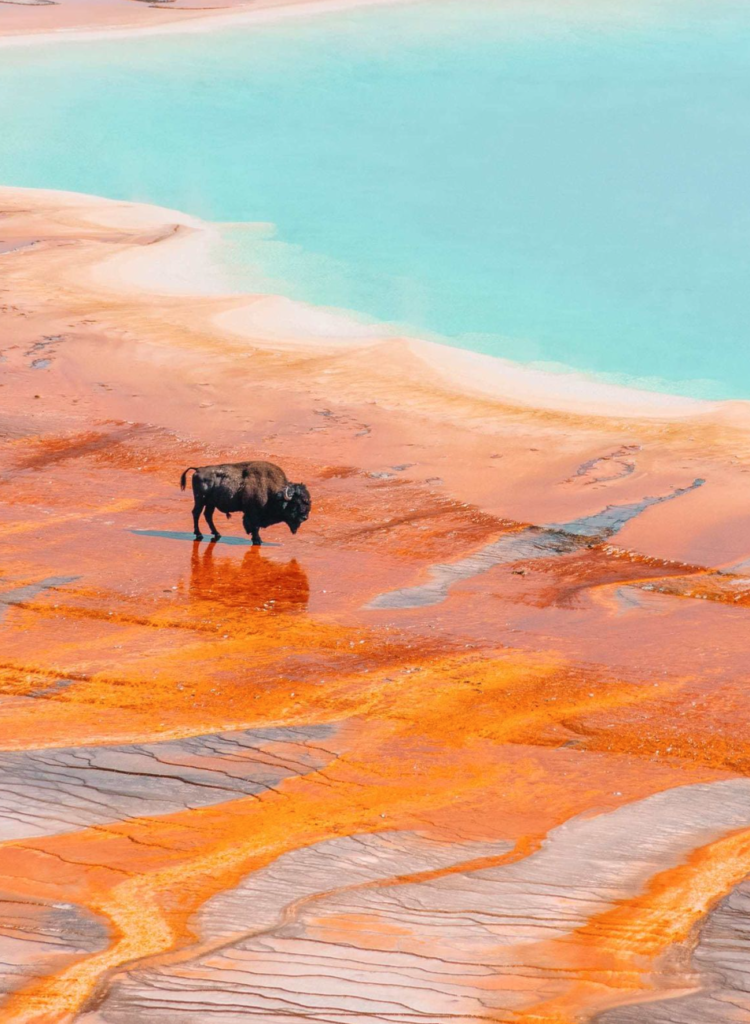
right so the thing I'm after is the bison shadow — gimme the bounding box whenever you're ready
[132,529,280,547]
[189,541,309,613]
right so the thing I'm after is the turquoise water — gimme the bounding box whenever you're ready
[1,1,749,398]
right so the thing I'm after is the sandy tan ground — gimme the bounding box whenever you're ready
[0,0,415,43]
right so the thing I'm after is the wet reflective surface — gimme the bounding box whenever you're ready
[2,189,750,1024]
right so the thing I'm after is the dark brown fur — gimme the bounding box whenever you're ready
[180,461,311,544]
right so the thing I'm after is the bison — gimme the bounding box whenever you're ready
[180,461,311,545]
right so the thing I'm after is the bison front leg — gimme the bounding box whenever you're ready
[204,504,221,541]
[242,511,262,546]
[192,499,205,541]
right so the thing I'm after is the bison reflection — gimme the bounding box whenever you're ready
[189,542,309,613]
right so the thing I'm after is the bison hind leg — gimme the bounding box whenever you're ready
[191,499,205,541]
[203,504,222,540]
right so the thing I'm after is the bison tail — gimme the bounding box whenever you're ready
[180,467,199,491]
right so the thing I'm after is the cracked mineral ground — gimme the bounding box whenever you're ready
[2,183,750,1024]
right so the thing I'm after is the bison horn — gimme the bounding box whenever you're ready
[283,484,295,501]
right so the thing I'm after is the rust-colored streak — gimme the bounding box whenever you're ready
[2,187,750,1024]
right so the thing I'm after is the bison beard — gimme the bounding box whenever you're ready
[180,462,311,544]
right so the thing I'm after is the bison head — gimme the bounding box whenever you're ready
[278,482,311,534]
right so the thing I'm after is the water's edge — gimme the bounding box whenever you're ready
[49,183,716,420]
